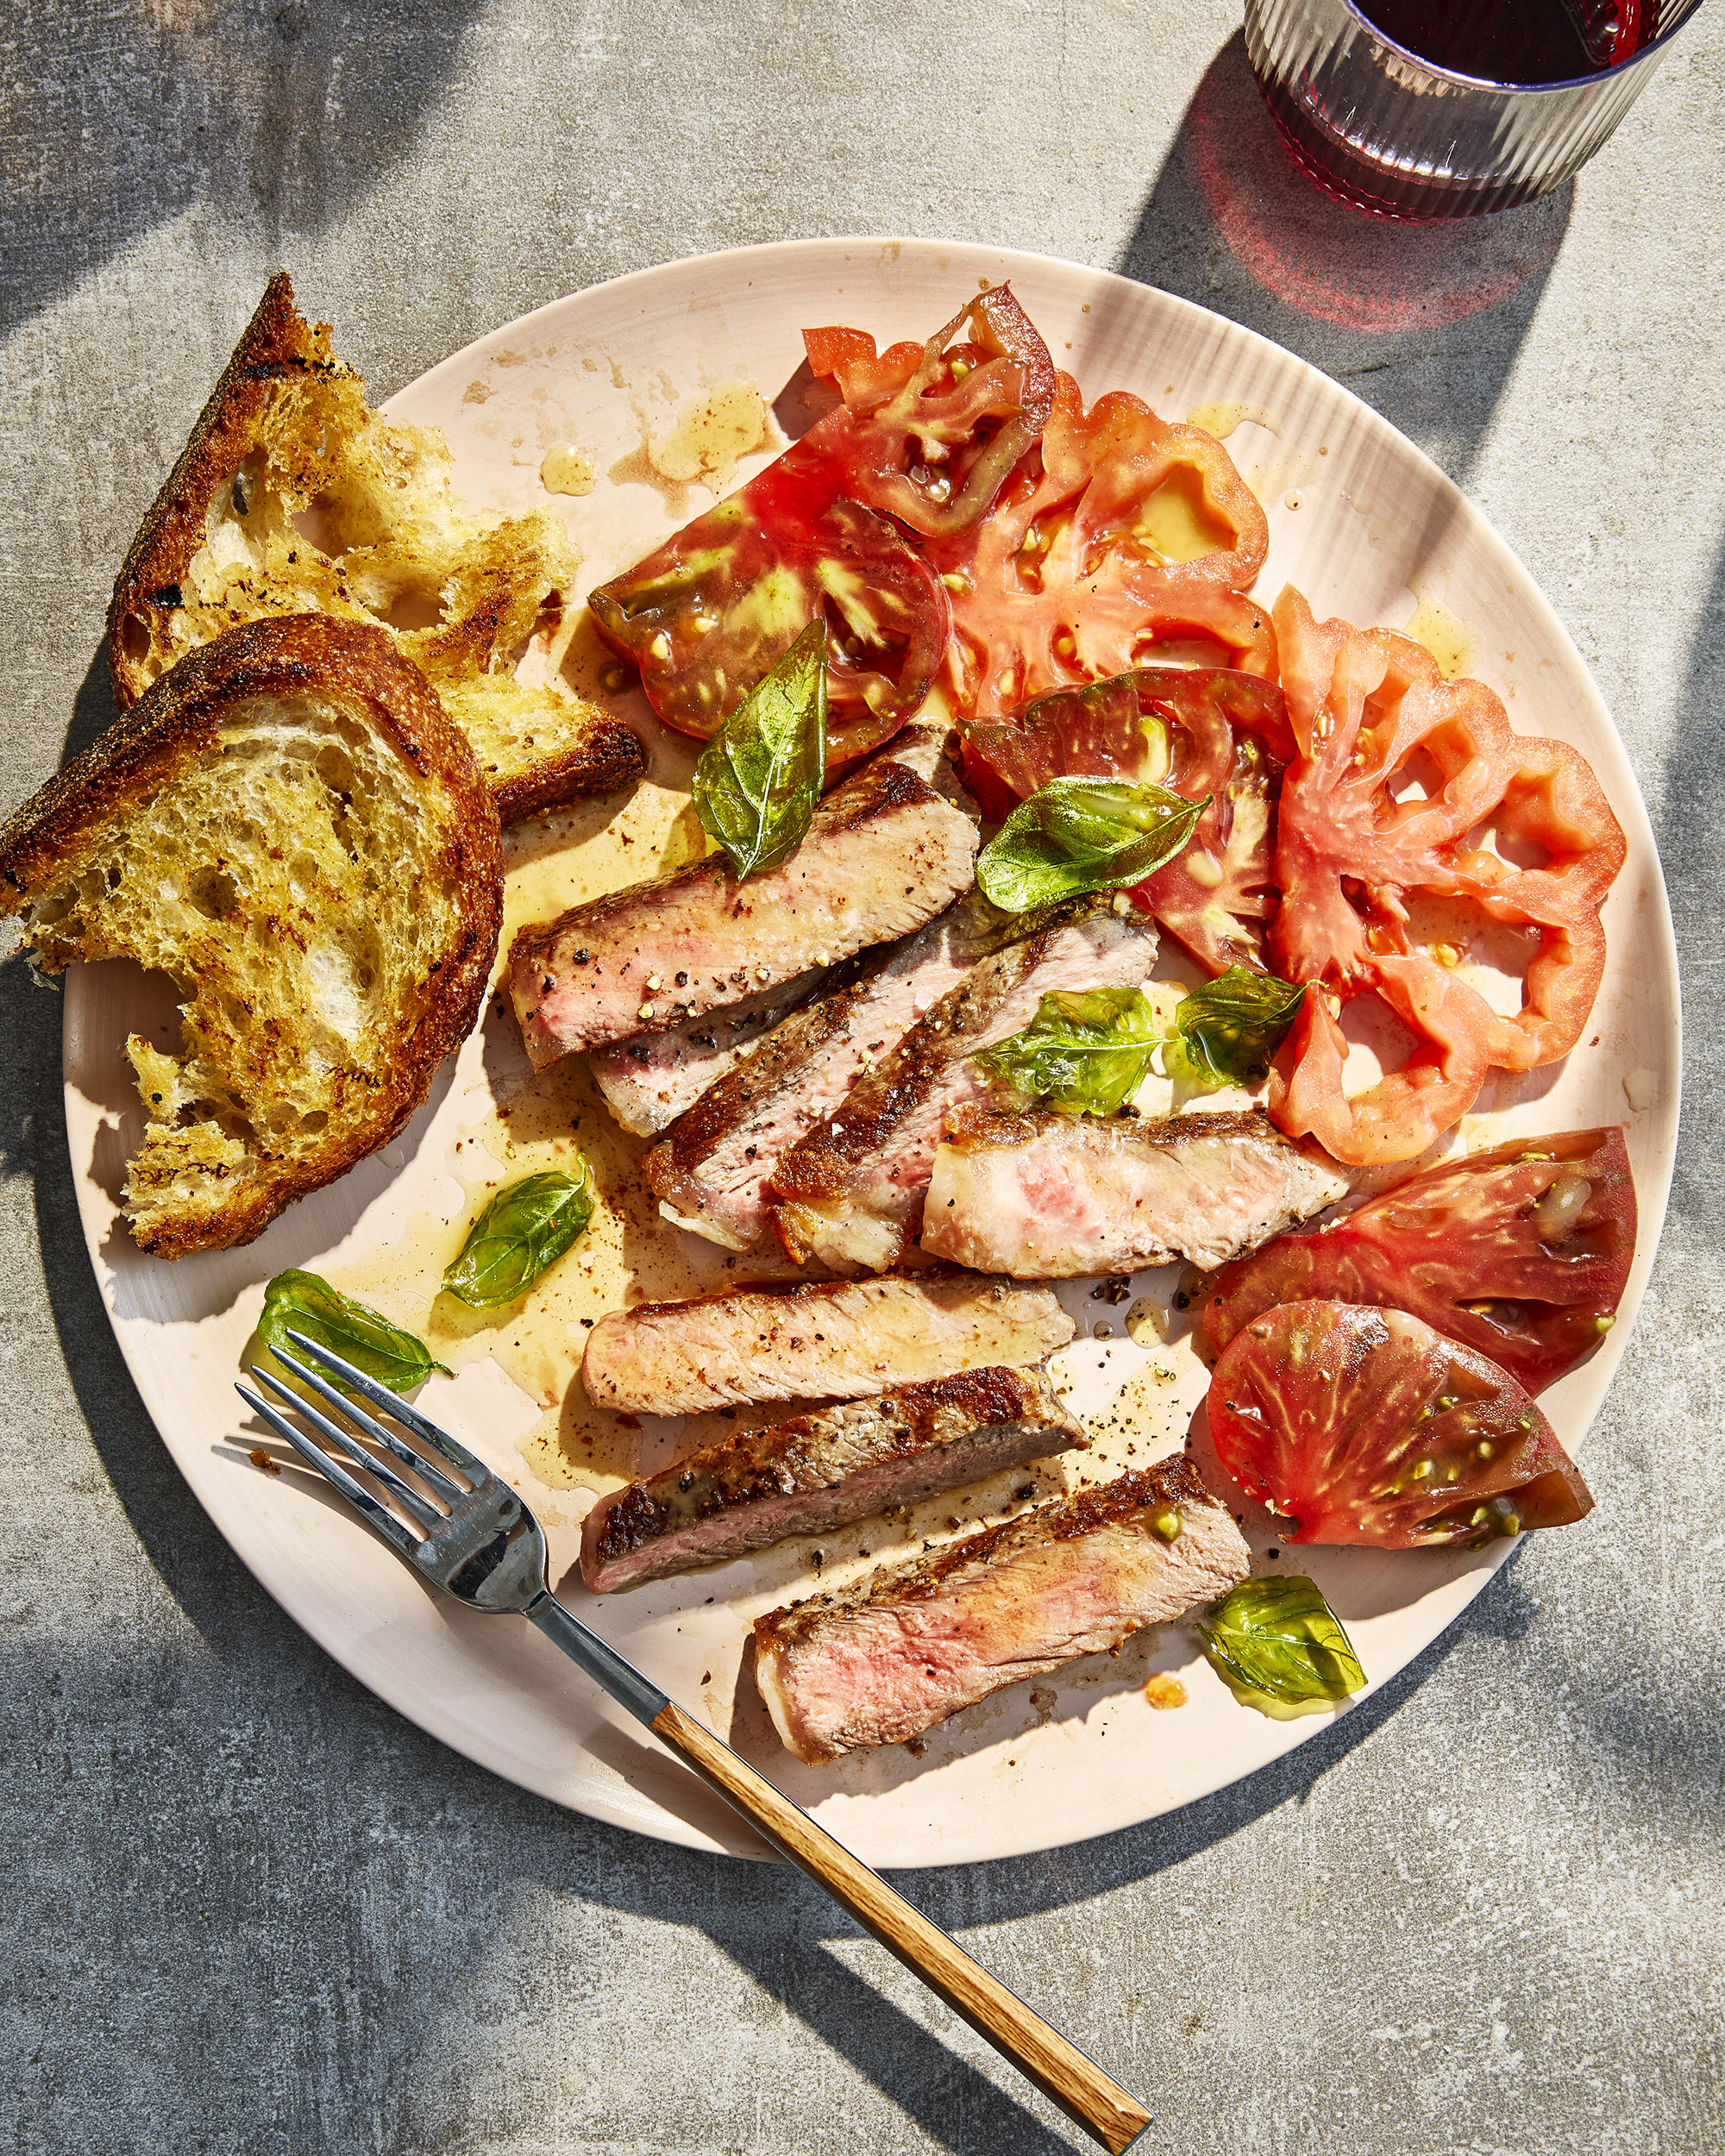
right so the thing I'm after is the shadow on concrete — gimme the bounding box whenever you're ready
[1655,528,1724,1241]
[0,0,486,343]
[1116,32,1573,481]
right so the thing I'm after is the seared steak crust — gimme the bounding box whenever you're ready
[643,896,1007,1250]
[769,899,1159,1273]
[579,1365,1086,1592]
[921,1104,1354,1276]
[580,1265,1075,1418]
[754,1454,1251,1764]
[590,963,837,1138]
[508,738,979,1069]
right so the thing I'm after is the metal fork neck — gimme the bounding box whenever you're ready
[525,1590,670,1727]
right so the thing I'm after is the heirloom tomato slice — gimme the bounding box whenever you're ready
[1267,587,1627,1165]
[589,462,950,768]
[1208,1300,1595,1548]
[591,287,1056,767]
[959,666,1294,973]
[1204,1126,1635,1395]
[928,373,1276,721]
[802,284,1057,539]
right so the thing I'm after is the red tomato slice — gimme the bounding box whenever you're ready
[1267,587,1627,1165]
[591,287,1055,764]
[1208,1300,1595,1548]
[589,454,950,768]
[959,667,1295,973]
[803,285,1057,538]
[928,373,1276,721]
[1204,1127,1636,1394]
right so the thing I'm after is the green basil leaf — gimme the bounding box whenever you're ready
[691,617,827,880]
[1169,965,1306,1087]
[1198,1576,1365,1707]
[256,1269,449,1394]
[442,1167,596,1309]
[977,986,1164,1116]
[975,776,1208,912]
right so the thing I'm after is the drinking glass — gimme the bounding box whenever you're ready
[1243,0,1705,220]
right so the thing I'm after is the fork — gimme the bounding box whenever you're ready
[237,1332,1153,2154]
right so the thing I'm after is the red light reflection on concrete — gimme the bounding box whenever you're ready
[1186,42,1569,331]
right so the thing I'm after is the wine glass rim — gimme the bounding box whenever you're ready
[1335,0,1705,93]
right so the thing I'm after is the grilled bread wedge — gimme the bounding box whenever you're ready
[1,616,502,1258]
[106,273,643,821]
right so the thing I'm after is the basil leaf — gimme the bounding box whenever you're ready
[1169,965,1306,1087]
[975,775,1208,913]
[977,986,1164,1116]
[442,1167,596,1309]
[1198,1576,1365,1706]
[691,617,827,880]
[256,1269,449,1393]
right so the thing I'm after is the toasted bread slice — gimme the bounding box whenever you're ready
[2,616,503,1259]
[106,273,644,822]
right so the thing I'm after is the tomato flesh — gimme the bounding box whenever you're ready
[1208,1300,1594,1548]
[1267,588,1627,1164]
[1205,1126,1635,1395]
[591,286,1056,764]
[589,440,951,767]
[931,375,1276,720]
[960,666,1295,973]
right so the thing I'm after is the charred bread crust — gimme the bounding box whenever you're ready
[104,273,647,822]
[105,273,336,710]
[2,615,503,1259]
[488,724,645,822]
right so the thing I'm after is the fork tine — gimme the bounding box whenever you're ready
[281,1330,492,1482]
[236,1382,422,1561]
[266,1344,466,1503]
[248,1366,447,1533]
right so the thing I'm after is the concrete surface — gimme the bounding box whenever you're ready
[2,3,1722,2151]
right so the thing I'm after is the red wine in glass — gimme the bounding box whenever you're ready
[1351,1,1653,84]
[1244,0,1696,221]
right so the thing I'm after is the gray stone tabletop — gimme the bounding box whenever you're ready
[3,3,1722,2151]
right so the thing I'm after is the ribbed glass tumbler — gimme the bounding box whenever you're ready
[1243,0,1705,220]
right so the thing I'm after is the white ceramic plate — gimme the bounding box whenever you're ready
[63,239,1679,1865]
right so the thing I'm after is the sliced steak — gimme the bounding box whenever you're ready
[590,964,834,1138]
[921,1105,1354,1277]
[769,899,1159,1274]
[579,1365,1086,1592]
[508,726,979,1069]
[580,1266,1074,1418]
[754,1454,1251,1764]
[643,896,1016,1250]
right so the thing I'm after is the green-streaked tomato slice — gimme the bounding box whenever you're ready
[1208,1298,1594,1548]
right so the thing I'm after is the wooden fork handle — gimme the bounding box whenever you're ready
[649,1700,1153,2153]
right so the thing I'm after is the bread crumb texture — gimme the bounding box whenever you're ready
[2,617,503,1258]
[108,273,643,821]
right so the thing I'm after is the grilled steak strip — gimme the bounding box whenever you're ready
[580,1365,1087,1593]
[921,1104,1354,1277]
[769,899,1159,1275]
[580,1266,1075,1418]
[508,726,978,1069]
[644,896,1015,1251]
[590,963,836,1138]
[754,1454,1251,1764]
